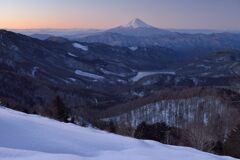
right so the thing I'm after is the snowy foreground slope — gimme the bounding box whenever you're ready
[0,107,237,160]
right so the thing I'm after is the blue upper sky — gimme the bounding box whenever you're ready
[0,0,239,30]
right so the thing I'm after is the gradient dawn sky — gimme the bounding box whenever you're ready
[0,0,240,30]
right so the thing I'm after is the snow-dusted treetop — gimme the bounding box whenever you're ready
[123,18,153,28]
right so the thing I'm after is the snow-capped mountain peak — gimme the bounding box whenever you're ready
[123,18,153,28]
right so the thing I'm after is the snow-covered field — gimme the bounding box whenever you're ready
[0,107,237,160]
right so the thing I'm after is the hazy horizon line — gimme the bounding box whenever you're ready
[4,27,240,33]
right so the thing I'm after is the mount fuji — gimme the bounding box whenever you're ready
[106,18,173,37]
[78,18,240,51]
[123,18,153,28]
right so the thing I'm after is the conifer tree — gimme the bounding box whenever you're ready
[223,124,240,158]
[52,96,69,122]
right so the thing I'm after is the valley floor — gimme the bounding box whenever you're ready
[0,106,237,160]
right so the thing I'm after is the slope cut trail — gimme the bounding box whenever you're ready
[0,107,237,160]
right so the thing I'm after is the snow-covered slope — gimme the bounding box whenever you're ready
[0,107,237,160]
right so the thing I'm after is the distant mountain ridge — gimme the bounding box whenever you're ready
[77,18,240,52]
[10,19,240,48]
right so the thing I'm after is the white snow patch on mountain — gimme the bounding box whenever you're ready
[0,107,237,160]
[129,46,138,51]
[68,78,76,82]
[100,68,126,77]
[75,70,104,80]
[31,66,39,77]
[132,71,176,82]
[197,64,211,70]
[72,43,88,51]
[67,52,78,57]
